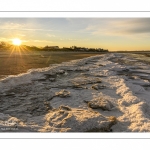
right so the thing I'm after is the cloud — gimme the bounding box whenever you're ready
[32,40,53,43]
[85,18,150,37]
[17,34,26,37]
[0,37,8,41]
[47,34,56,37]
[68,38,77,41]
[0,27,53,32]
[0,22,54,32]
[124,18,150,34]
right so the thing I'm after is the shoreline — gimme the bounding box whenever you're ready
[0,53,150,132]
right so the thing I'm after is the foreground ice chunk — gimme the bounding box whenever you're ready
[91,84,106,90]
[55,89,71,98]
[43,105,117,132]
[87,97,114,111]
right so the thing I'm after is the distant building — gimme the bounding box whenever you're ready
[44,46,59,49]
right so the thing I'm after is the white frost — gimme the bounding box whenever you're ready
[0,53,150,132]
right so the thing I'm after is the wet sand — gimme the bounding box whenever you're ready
[0,51,103,78]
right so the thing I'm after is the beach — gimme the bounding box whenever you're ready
[0,52,150,132]
[0,51,102,79]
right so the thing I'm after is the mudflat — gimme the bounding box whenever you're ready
[0,51,102,77]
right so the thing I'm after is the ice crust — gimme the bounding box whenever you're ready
[0,53,150,132]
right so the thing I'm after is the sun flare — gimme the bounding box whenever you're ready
[12,38,22,46]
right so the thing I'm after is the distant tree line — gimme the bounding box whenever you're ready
[43,45,109,52]
[0,41,11,49]
[0,41,109,52]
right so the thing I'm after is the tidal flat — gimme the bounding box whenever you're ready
[0,51,102,79]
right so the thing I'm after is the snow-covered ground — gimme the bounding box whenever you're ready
[0,53,150,132]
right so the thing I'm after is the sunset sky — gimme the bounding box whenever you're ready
[0,18,150,51]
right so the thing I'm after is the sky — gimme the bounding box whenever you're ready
[0,18,150,51]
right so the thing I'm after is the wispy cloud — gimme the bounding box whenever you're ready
[68,38,77,41]
[0,37,8,41]
[85,18,150,37]
[0,22,54,32]
[32,40,53,43]
[123,19,150,34]
[47,34,56,37]
[0,27,53,32]
[17,33,26,37]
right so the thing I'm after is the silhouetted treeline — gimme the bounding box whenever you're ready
[0,41,109,52]
[43,45,109,52]
[0,41,11,49]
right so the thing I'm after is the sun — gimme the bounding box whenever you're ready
[12,38,22,46]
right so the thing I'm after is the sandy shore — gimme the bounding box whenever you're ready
[0,51,102,77]
[0,53,150,132]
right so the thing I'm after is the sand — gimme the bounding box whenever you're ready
[0,51,102,77]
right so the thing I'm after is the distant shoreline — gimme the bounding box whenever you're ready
[0,49,109,53]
